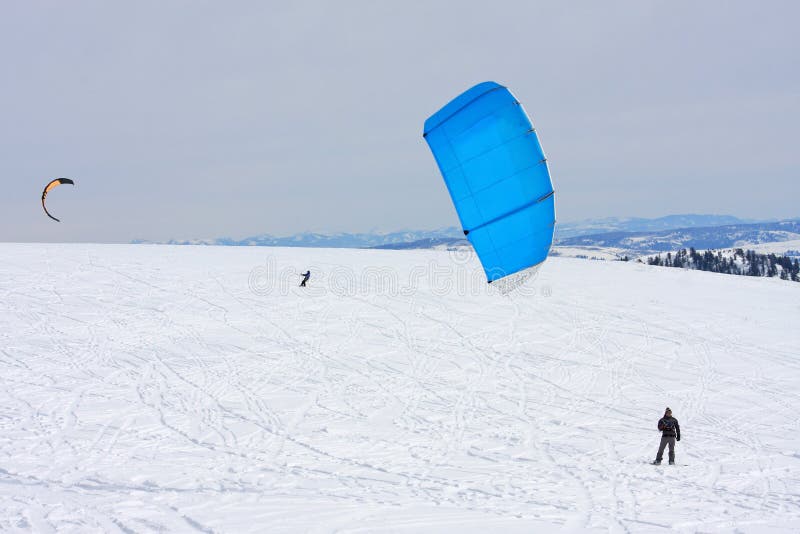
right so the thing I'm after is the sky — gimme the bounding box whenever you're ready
[1,1,798,243]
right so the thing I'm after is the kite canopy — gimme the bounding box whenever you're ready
[41,178,74,222]
[423,81,555,292]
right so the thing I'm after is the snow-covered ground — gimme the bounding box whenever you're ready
[1,243,799,533]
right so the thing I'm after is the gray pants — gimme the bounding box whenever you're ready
[656,436,676,463]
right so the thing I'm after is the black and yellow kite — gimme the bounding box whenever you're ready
[41,178,74,222]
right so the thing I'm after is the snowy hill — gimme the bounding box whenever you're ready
[644,247,800,282]
[741,239,800,257]
[2,243,799,532]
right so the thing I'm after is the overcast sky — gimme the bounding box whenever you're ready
[2,1,798,243]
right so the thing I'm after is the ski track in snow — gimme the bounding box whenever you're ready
[1,243,800,533]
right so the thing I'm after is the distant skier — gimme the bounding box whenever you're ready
[653,407,681,465]
[299,270,311,287]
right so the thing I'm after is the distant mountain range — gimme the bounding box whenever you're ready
[134,214,798,255]
[133,228,464,249]
[556,219,800,257]
[368,215,783,251]
[553,214,755,240]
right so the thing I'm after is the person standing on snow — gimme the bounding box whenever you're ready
[653,407,681,465]
[299,270,311,287]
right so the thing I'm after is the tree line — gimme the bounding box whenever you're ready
[645,248,800,282]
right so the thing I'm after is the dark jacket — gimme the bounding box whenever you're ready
[658,416,680,439]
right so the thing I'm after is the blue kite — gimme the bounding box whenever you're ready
[423,81,555,292]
